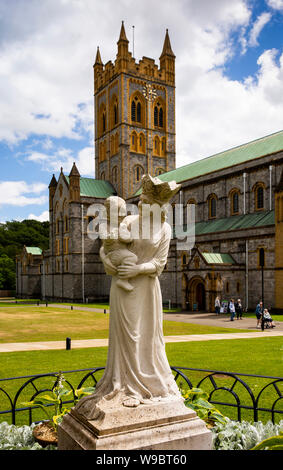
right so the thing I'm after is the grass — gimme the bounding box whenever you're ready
[0,305,252,344]
[0,336,282,426]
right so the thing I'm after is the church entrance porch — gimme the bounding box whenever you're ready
[184,276,206,312]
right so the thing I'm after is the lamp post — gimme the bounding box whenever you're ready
[259,248,265,331]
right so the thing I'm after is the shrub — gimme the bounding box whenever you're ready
[212,419,283,450]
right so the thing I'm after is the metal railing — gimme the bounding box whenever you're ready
[0,366,282,425]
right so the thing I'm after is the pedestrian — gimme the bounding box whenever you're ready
[255,301,263,328]
[262,309,276,329]
[235,298,243,320]
[229,299,236,321]
[215,296,221,315]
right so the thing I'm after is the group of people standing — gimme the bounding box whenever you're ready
[214,297,243,321]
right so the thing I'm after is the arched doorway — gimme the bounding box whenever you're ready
[196,282,206,310]
[186,276,206,312]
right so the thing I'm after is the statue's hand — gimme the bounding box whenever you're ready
[117,264,142,279]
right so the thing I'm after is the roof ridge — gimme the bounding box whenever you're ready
[164,129,283,178]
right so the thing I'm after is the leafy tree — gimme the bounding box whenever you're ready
[0,220,49,290]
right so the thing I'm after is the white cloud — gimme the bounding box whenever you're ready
[0,0,282,174]
[26,145,94,176]
[266,0,283,10]
[248,12,272,47]
[0,181,47,207]
[28,210,49,222]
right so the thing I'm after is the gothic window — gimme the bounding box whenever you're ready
[112,166,118,184]
[230,189,240,215]
[101,171,105,180]
[130,131,138,152]
[65,258,69,272]
[138,132,145,153]
[153,101,165,129]
[208,194,217,219]
[256,185,264,210]
[153,136,160,156]
[156,168,164,176]
[114,104,118,125]
[134,165,144,183]
[130,94,144,125]
[161,137,166,156]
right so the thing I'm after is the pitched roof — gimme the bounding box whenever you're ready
[25,247,42,256]
[201,252,236,265]
[65,176,116,198]
[194,210,275,236]
[135,130,283,195]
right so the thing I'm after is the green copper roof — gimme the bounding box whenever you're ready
[201,253,235,265]
[25,247,42,255]
[65,176,116,198]
[195,210,274,235]
[135,130,283,195]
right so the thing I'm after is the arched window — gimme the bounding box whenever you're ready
[134,165,144,183]
[112,166,118,184]
[114,104,118,125]
[153,100,165,129]
[208,194,217,219]
[138,132,146,154]
[256,186,264,210]
[99,103,107,136]
[130,93,144,125]
[155,168,165,176]
[161,137,166,157]
[130,131,138,152]
[230,189,240,215]
[101,171,105,180]
[153,136,160,156]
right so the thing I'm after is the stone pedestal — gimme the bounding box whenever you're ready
[58,398,212,450]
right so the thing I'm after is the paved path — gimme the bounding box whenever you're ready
[0,303,282,352]
[1,330,282,353]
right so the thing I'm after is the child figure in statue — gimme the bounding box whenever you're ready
[102,196,137,292]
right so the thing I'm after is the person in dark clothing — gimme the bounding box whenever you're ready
[255,301,263,328]
[235,299,243,320]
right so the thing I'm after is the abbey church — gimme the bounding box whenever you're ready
[16,23,283,313]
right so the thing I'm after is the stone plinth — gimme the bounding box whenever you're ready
[58,398,212,450]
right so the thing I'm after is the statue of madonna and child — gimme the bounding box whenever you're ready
[73,174,185,418]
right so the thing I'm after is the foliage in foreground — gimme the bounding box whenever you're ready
[212,419,283,450]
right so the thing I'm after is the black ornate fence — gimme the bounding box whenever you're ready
[0,366,282,426]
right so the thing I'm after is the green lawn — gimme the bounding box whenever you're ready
[0,306,252,343]
[0,337,282,426]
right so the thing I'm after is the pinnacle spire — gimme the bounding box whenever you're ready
[48,174,57,188]
[160,29,175,58]
[118,20,129,43]
[95,46,103,65]
[69,162,80,178]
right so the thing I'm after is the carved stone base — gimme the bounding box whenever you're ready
[58,398,212,450]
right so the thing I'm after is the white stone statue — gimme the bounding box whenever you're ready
[76,174,182,415]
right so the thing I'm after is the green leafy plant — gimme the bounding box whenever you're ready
[250,431,283,450]
[22,372,95,431]
[212,419,283,450]
[181,387,228,427]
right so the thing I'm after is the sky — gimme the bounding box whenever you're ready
[0,0,283,223]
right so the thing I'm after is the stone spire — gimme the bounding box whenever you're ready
[69,162,80,202]
[160,29,175,59]
[95,46,103,66]
[118,20,129,44]
[159,29,175,85]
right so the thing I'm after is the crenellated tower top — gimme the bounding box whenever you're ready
[93,22,175,93]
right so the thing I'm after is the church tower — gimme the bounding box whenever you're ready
[94,22,176,199]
